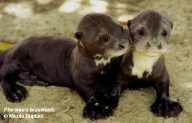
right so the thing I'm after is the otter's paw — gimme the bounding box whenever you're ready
[83,99,113,120]
[150,98,183,117]
[4,85,28,102]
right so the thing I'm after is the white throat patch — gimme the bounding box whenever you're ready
[94,54,111,66]
[94,48,128,66]
[131,50,161,78]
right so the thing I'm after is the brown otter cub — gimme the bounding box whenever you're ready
[0,14,130,119]
[117,10,182,117]
[71,14,130,119]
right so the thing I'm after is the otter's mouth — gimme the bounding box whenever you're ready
[134,49,163,57]
[135,47,168,56]
[104,47,128,58]
[135,40,169,56]
[94,48,128,66]
[94,43,128,66]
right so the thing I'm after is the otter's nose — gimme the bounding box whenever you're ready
[119,44,125,49]
[146,41,162,49]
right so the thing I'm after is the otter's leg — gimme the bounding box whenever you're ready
[83,82,121,120]
[72,79,94,102]
[18,72,49,86]
[150,78,183,117]
[1,61,28,102]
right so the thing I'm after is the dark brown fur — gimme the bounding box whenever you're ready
[0,13,130,120]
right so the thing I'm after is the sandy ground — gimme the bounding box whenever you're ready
[0,0,192,123]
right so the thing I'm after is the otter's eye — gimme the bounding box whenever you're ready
[100,34,110,43]
[137,27,145,36]
[161,30,167,37]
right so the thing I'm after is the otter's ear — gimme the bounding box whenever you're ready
[74,32,83,40]
[127,20,132,28]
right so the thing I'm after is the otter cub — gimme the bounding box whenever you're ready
[0,14,130,119]
[117,10,182,117]
[71,14,130,119]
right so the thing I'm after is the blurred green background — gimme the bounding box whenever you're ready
[0,0,192,123]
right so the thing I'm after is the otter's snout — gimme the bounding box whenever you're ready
[118,38,129,50]
[145,38,164,50]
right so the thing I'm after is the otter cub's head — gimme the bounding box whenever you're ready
[127,10,173,78]
[128,10,173,55]
[75,13,130,66]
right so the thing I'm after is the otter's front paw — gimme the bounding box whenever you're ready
[150,98,183,117]
[83,99,113,120]
[4,85,28,102]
